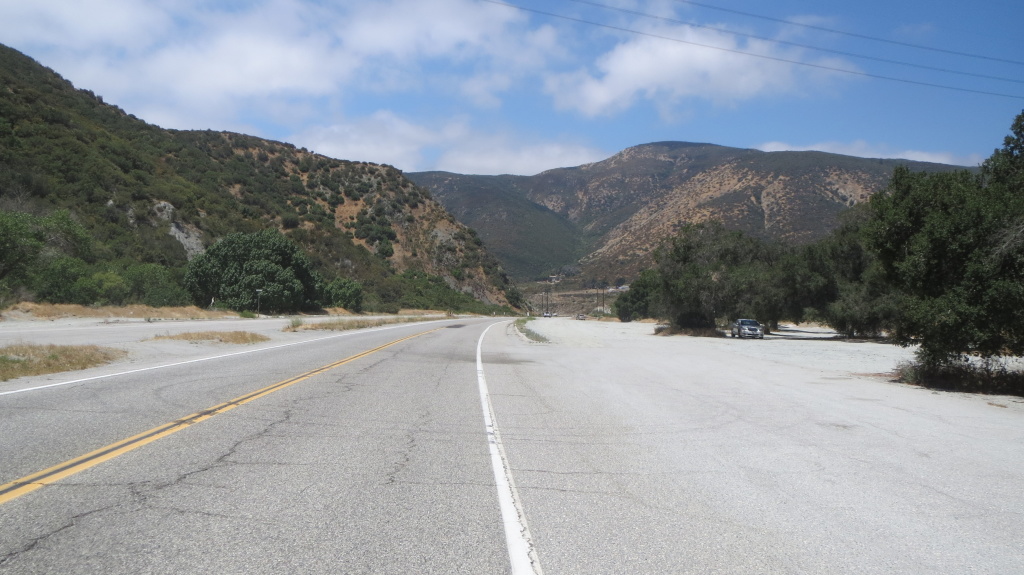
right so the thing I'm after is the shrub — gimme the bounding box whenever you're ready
[323,277,364,311]
[183,229,321,313]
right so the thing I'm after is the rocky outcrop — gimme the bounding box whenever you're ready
[152,201,205,260]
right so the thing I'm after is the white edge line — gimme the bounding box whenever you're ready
[0,319,455,397]
[476,321,543,575]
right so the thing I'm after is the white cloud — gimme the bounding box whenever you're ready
[339,0,524,61]
[437,139,607,176]
[545,23,849,116]
[459,72,512,109]
[758,140,982,167]
[291,111,444,170]
[0,0,171,50]
[2,0,544,129]
[149,35,339,101]
[291,112,606,175]
[335,0,555,104]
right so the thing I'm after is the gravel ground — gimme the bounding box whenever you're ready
[497,317,1024,574]
[522,317,1024,409]
[526,318,915,375]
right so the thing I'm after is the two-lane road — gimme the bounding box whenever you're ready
[1,316,1023,574]
[1,318,513,574]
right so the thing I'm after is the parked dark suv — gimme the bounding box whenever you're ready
[730,319,764,339]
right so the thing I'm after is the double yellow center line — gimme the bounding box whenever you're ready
[0,328,438,505]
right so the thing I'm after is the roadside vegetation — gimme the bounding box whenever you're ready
[150,331,270,344]
[285,315,436,332]
[2,302,237,320]
[515,317,548,343]
[615,111,1024,395]
[0,215,518,316]
[0,344,127,381]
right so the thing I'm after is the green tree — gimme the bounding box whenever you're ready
[655,221,778,329]
[31,256,91,303]
[0,210,89,284]
[0,210,91,303]
[0,211,44,286]
[727,240,791,331]
[86,271,130,306]
[865,111,1024,366]
[796,203,898,337]
[323,277,364,312]
[612,269,661,322]
[123,263,190,307]
[183,229,322,313]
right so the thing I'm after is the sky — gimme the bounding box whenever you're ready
[1,0,1022,175]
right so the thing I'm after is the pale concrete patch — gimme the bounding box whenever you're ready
[527,318,913,378]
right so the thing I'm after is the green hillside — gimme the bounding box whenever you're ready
[405,172,587,279]
[0,44,520,313]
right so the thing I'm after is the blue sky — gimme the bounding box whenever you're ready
[1,0,1021,175]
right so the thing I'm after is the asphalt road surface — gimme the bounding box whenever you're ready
[1,316,1022,574]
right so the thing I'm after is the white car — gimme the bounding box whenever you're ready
[730,319,764,339]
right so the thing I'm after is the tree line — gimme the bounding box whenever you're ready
[0,216,526,316]
[615,111,1024,379]
[0,218,357,313]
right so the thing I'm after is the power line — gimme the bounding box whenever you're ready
[481,0,1024,100]
[669,0,1024,66]
[564,0,1024,85]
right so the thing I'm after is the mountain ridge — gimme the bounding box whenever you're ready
[408,142,968,280]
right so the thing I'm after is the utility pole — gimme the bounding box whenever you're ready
[256,289,263,317]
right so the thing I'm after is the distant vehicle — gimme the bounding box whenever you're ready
[730,319,764,339]
[576,314,586,320]
[542,312,551,317]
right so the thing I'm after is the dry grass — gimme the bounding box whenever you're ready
[321,307,356,316]
[2,302,237,320]
[287,316,434,332]
[0,344,128,381]
[150,331,270,344]
[397,309,442,316]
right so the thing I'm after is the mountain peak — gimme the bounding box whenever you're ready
[409,143,966,281]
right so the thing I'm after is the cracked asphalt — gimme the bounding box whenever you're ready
[1,318,507,574]
[2,316,1023,573]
